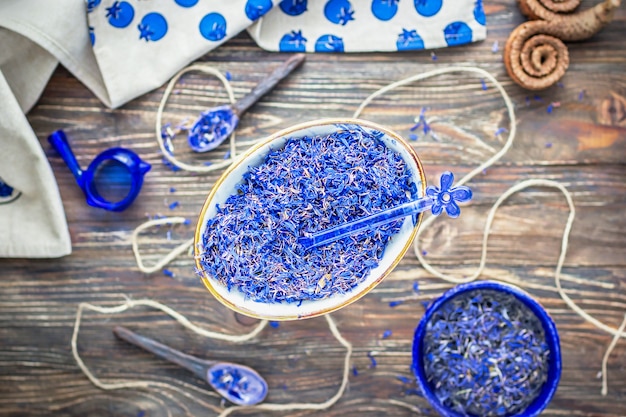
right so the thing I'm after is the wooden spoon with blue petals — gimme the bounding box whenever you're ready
[187,53,306,153]
[298,171,472,249]
[113,326,268,406]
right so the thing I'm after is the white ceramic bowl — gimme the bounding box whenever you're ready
[194,118,426,320]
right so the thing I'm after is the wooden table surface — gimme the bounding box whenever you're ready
[2,2,626,416]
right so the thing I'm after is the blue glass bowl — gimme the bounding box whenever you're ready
[412,281,562,417]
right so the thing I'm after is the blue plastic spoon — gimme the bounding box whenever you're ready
[298,171,472,250]
[188,53,306,153]
[113,326,268,406]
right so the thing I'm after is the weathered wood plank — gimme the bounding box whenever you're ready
[1,1,625,416]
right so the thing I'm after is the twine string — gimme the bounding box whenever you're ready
[132,217,194,274]
[601,314,626,396]
[72,298,351,417]
[155,64,238,173]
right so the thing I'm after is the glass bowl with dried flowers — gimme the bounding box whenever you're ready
[412,281,562,417]
[194,118,428,320]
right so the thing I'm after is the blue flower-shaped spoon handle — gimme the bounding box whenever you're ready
[298,172,472,250]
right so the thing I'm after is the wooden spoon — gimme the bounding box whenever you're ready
[113,326,268,406]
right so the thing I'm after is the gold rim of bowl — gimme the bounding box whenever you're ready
[194,118,427,321]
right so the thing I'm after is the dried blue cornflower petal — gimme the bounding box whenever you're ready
[422,290,550,417]
[413,281,420,293]
[389,300,404,308]
[382,330,392,339]
[198,127,415,304]
[494,127,508,137]
[405,388,423,397]
[169,201,180,210]
[367,352,377,368]
[396,375,412,384]
[163,269,175,278]
[352,366,359,376]
[269,321,280,328]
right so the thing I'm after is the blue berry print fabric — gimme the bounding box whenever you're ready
[87,0,277,107]
[249,0,486,52]
[87,0,484,105]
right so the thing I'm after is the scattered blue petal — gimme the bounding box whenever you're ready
[494,127,508,136]
[491,40,499,53]
[396,375,412,384]
[367,352,377,368]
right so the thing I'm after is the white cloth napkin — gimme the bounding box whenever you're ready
[0,70,71,258]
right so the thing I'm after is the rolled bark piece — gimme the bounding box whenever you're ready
[505,0,621,90]
[518,0,582,20]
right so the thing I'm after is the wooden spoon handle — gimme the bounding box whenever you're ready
[231,53,306,116]
[113,326,211,381]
